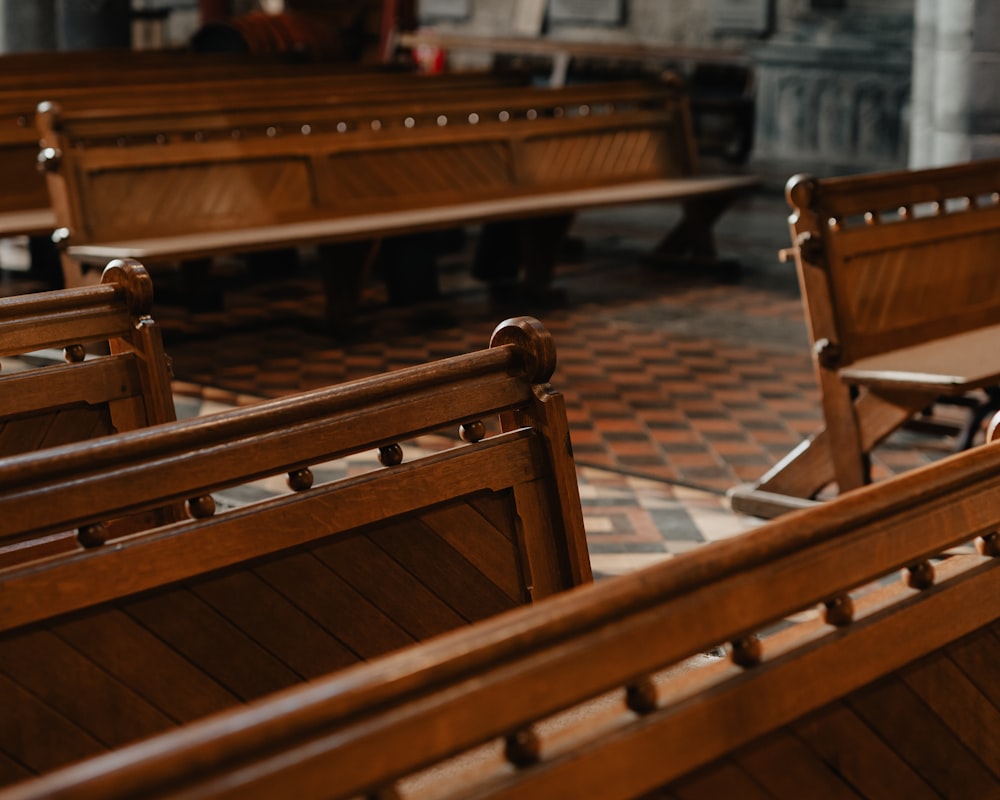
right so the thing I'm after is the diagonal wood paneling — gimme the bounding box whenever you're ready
[319,142,514,210]
[86,159,315,239]
[522,129,680,188]
[657,624,1000,799]
[0,406,113,456]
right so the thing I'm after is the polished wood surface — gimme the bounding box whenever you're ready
[731,160,1000,517]
[0,313,591,787]
[37,73,757,329]
[4,411,997,799]
[0,259,176,566]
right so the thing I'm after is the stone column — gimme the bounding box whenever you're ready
[55,0,131,50]
[910,0,1000,167]
[0,0,56,52]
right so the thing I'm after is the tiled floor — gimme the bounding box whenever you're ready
[0,187,970,578]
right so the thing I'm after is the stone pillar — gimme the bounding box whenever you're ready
[55,0,131,50]
[910,0,1000,167]
[0,0,56,52]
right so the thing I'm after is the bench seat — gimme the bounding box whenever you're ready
[66,175,760,267]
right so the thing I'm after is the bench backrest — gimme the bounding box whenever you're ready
[37,76,696,246]
[787,159,1000,366]
[4,412,997,799]
[0,315,591,784]
[0,259,176,565]
[0,69,526,218]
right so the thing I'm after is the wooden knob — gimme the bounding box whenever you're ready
[459,420,486,443]
[187,495,216,519]
[977,532,999,557]
[731,635,762,668]
[823,594,855,627]
[77,523,108,549]
[626,677,658,715]
[287,468,314,492]
[378,444,403,467]
[904,560,935,590]
[64,344,86,363]
[504,727,541,767]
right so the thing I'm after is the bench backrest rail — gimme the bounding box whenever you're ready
[0,259,177,564]
[4,432,997,799]
[787,159,1000,366]
[37,78,696,247]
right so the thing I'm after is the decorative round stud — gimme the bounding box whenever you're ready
[977,532,1000,557]
[625,677,658,715]
[731,635,762,668]
[904,560,935,590]
[77,522,109,549]
[301,124,312,135]
[287,468,314,492]
[378,443,403,467]
[823,594,855,627]
[187,495,216,519]
[504,727,541,767]
[64,344,86,363]
[404,116,416,128]
[468,112,479,124]
[459,420,486,443]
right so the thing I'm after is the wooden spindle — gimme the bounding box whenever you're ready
[64,344,86,363]
[823,594,855,626]
[626,676,658,715]
[187,495,216,519]
[77,522,108,548]
[731,635,762,668]
[977,532,1000,557]
[505,727,541,767]
[287,468,313,492]
[904,559,935,590]
[378,444,403,467]
[459,420,486,443]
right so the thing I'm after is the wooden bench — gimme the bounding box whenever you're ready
[0,258,178,567]
[0,314,591,787]
[729,159,1000,519]
[36,74,759,330]
[2,408,997,797]
[0,64,524,243]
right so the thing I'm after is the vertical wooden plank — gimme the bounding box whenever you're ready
[52,606,238,723]
[794,702,939,800]
[512,478,567,600]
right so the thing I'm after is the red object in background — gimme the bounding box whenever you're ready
[413,38,446,73]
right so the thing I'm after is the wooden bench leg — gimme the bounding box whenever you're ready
[729,388,936,518]
[317,240,377,337]
[649,194,742,280]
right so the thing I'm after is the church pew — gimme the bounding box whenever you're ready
[0,258,178,567]
[0,314,592,787]
[730,159,1000,518]
[0,66,526,240]
[37,73,758,331]
[2,405,996,798]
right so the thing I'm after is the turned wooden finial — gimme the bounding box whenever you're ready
[101,258,155,318]
[987,411,1000,443]
[823,594,855,627]
[977,532,1000,558]
[731,634,763,668]
[904,560,935,590]
[626,676,659,715]
[504,727,542,767]
[786,173,818,216]
[287,468,313,492]
[64,344,86,363]
[378,443,403,467]
[77,522,109,549]
[187,495,217,519]
[459,420,486,443]
[489,317,556,384]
